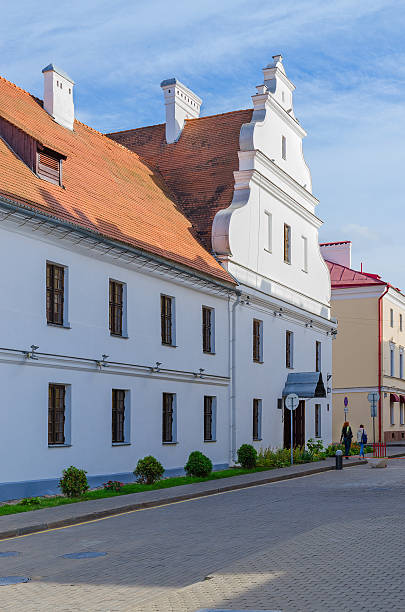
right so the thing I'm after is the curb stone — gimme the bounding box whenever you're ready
[0,458,374,541]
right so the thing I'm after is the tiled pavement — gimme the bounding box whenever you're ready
[0,455,405,611]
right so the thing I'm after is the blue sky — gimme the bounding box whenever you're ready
[1,1,405,286]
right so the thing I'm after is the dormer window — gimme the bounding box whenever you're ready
[36,147,63,186]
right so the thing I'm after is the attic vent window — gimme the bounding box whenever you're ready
[36,148,63,186]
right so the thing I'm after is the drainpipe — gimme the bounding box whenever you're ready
[378,284,390,442]
[229,291,241,464]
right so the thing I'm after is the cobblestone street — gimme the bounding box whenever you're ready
[1,460,405,611]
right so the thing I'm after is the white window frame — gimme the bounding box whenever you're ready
[202,305,215,354]
[390,401,395,425]
[284,223,291,264]
[286,330,294,369]
[253,398,262,441]
[400,403,404,426]
[400,314,403,332]
[390,345,395,377]
[281,135,287,160]
[264,210,272,253]
[162,392,177,444]
[46,260,70,328]
[390,308,394,328]
[48,383,71,447]
[112,389,131,445]
[203,395,217,442]
[400,349,404,379]
[109,278,128,338]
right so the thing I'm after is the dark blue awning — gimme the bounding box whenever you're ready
[282,372,326,399]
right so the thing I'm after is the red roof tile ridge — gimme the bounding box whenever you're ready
[106,123,165,136]
[185,108,252,122]
[0,73,39,100]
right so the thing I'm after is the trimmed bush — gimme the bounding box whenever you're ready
[237,444,257,469]
[134,456,164,485]
[184,451,213,477]
[59,466,89,498]
[103,480,124,492]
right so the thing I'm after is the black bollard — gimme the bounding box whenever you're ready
[335,449,343,470]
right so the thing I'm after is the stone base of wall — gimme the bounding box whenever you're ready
[384,430,405,443]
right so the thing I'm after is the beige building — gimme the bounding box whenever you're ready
[320,241,405,445]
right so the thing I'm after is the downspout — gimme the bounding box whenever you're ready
[230,291,241,464]
[378,284,390,442]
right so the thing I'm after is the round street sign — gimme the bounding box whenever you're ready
[285,393,299,411]
[367,391,380,403]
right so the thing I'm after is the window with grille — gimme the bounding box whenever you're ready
[112,389,126,443]
[253,319,263,362]
[204,396,215,441]
[253,398,262,441]
[284,224,291,263]
[48,384,66,445]
[315,404,321,438]
[109,280,124,336]
[286,330,293,368]
[316,341,321,372]
[161,295,174,345]
[202,306,214,353]
[162,393,175,442]
[37,148,62,185]
[46,263,65,325]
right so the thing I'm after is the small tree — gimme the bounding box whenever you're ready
[185,451,212,477]
[237,444,257,469]
[134,456,164,485]
[59,466,89,498]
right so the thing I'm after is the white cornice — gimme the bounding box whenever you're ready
[233,169,322,229]
[331,286,386,300]
[386,287,405,309]
[239,149,319,208]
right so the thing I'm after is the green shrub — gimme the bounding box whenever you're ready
[184,451,213,477]
[134,456,164,485]
[237,444,258,469]
[21,497,41,506]
[59,466,89,498]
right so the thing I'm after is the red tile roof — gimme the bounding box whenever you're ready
[107,109,253,249]
[0,75,234,285]
[326,260,386,289]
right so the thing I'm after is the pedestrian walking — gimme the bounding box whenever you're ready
[340,421,353,458]
[357,424,367,459]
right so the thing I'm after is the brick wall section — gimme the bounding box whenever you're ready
[107,109,253,250]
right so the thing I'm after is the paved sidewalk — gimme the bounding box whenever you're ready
[1,448,403,541]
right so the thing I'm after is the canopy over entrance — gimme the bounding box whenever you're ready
[282,372,326,399]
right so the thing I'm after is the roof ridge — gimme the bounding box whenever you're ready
[0,73,39,99]
[185,108,252,122]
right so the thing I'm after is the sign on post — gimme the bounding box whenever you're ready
[367,391,379,444]
[285,393,299,466]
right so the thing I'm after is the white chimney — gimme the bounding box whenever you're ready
[160,78,202,144]
[42,64,75,131]
[320,241,352,268]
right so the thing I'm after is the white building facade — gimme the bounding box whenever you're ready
[0,56,335,501]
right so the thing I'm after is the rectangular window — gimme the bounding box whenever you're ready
[401,314,403,332]
[264,211,272,252]
[302,236,308,272]
[109,280,124,336]
[253,319,263,362]
[390,401,395,425]
[204,396,216,442]
[390,348,395,377]
[400,403,404,426]
[286,330,294,368]
[37,148,62,185]
[46,262,65,325]
[316,341,321,372]
[253,398,262,441]
[284,224,291,263]
[112,389,126,443]
[162,393,176,443]
[202,306,215,353]
[281,135,286,160]
[161,295,174,346]
[315,404,321,438]
[400,352,404,379]
[48,384,66,445]
[390,308,394,328]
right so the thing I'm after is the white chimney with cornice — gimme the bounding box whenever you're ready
[42,64,75,131]
[160,78,201,144]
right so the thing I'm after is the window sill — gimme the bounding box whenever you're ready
[253,438,262,442]
[48,444,71,448]
[112,442,131,446]
[253,360,264,364]
[162,343,178,348]
[284,260,291,265]
[162,441,178,445]
[47,323,71,329]
[204,439,217,443]
[264,248,272,254]
[203,351,216,355]
[110,333,129,339]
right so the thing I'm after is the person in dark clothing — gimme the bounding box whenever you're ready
[340,421,353,458]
